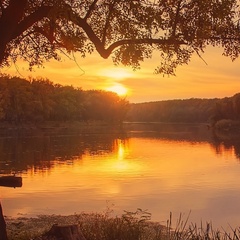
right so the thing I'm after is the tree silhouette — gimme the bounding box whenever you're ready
[0,0,240,74]
[0,203,7,240]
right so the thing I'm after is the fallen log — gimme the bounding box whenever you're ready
[0,176,22,188]
[43,224,86,240]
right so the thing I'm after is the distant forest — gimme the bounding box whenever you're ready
[0,75,239,125]
[126,93,240,124]
[0,75,129,124]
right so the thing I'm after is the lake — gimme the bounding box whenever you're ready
[0,123,240,230]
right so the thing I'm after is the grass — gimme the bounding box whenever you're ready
[5,209,240,240]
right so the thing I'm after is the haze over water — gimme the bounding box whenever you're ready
[0,123,240,230]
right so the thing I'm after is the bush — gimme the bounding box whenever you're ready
[6,210,240,240]
[214,119,240,131]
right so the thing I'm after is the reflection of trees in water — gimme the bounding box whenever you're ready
[211,131,240,160]
[124,123,212,142]
[1,124,240,174]
[0,132,128,174]
[125,123,240,160]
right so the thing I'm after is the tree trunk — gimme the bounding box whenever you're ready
[0,203,8,240]
[0,0,27,66]
[43,224,86,240]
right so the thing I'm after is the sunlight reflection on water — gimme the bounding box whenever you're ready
[0,123,240,229]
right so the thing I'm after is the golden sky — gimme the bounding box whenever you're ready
[2,45,240,103]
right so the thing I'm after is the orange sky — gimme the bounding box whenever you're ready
[2,45,240,103]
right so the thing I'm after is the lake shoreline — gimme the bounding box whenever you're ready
[0,121,125,137]
[0,120,239,141]
[5,212,240,240]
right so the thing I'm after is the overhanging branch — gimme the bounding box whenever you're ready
[102,0,118,44]
[84,0,99,20]
[105,38,187,57]
[12,5,52,41]
[69,8,187,59]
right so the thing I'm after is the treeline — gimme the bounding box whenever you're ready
[126,94,240,124]
[212,93,240,123]
[1,74,239,125]
[0,75,129,124]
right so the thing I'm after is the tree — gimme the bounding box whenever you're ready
[0,203,7,240]
[30,78,55,122]
[82,90,124,122]
[232,93,240,120]
[2,76,33,123]
[0,0,240,74]
[51,85,83,121]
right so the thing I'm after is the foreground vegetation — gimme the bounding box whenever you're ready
[5,209,240,240]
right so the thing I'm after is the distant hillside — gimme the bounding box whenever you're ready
[126,94,240,123]
[0,75,129,124]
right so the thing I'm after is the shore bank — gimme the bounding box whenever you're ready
[5,212,240,240]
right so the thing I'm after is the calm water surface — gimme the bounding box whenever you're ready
[0,123,240,229]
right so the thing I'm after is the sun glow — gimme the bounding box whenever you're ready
[106,84,129,96]
[99,139,142,175]
[99,67,133,80]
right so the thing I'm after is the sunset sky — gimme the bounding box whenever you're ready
[2,45,240,103]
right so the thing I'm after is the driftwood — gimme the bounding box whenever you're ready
[0,203,7,240]
[0,176,22,188]
[43,224,86,240]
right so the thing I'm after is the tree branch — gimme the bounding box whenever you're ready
[68,7,187,59]
[102,0,118,44]
[11,5,52,41]
[171,0,182,38]
[84,0,99,20]
[0,0,27,37]
[105,38,187,57]
[32,26,53,43]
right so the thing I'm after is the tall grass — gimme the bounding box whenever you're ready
[6,209,240,240]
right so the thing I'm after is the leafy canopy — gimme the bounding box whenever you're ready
[0,0,240,74]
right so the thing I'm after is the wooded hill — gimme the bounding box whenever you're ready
[126,93,240,124]
[0,74,239,125]
[0,75,129,124]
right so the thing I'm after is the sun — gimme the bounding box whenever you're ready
[106,84,129,96]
